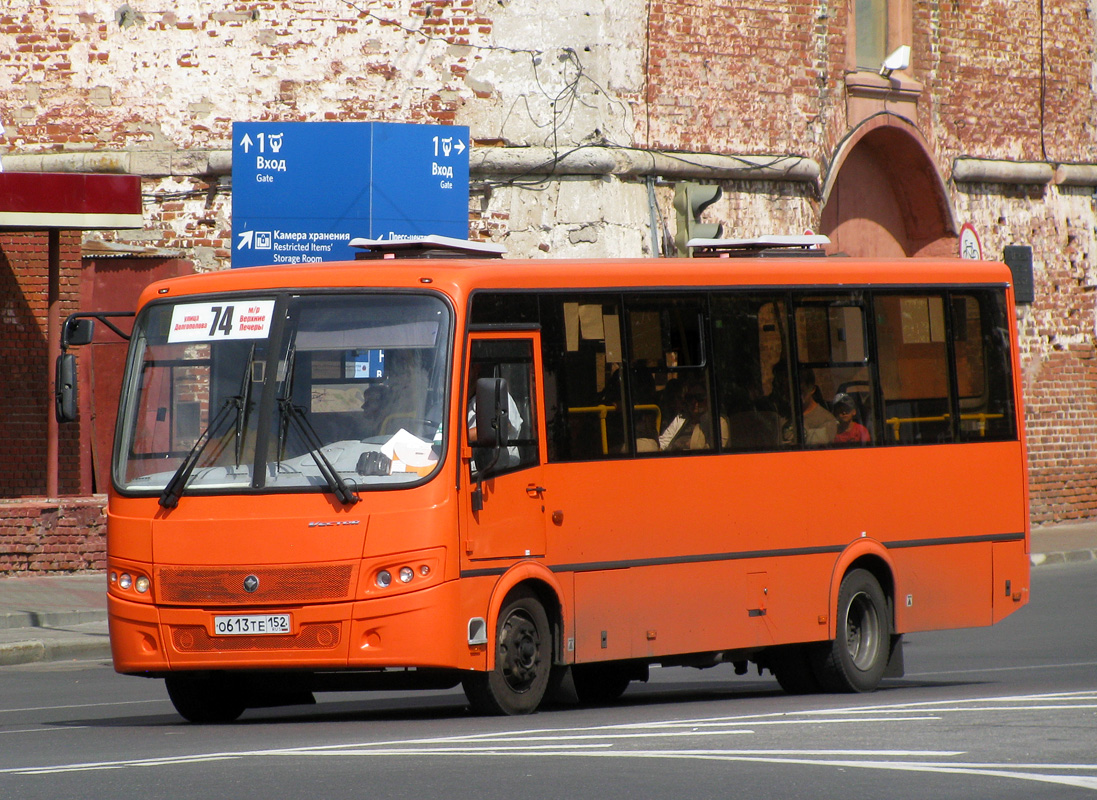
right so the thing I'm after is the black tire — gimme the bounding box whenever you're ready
[811,568,891,693]
[770,644,824,695]
[463,588,552,715]
[572,663,633,705]
[165,674,246,724]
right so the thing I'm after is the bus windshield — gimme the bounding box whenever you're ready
[114,293,451,498]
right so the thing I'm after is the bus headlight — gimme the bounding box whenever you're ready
[399,567,414,584]
[376,570,392,588]
[135,576,150,594]
[119,573,133,590]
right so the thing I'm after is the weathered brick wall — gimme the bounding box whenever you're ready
[926,0,1096,163]
[645,1,840,154]
[1,0,1097,527]
[0,232,85,498]
[0,497,106,575]
[926,0,1097,523]
[957,187,1097,525]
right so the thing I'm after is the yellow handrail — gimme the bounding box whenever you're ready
[568,404,662,454]
[884,413,1005,441]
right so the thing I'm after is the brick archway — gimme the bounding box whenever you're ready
[820,114,956,258]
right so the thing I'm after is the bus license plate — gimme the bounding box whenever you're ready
[213,614,291,636]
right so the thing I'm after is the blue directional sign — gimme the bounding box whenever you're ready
[231,121,469,267]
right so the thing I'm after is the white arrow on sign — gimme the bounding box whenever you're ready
[454,140,466,155]
[239,133,254,153]
[237,230,254,250]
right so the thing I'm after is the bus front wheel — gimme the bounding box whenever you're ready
[463,589,552,715]
[812,569,890,693]
[165,674,246,724]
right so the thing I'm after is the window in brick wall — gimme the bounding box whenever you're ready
[855,0,888,70]
[849,0,911,73]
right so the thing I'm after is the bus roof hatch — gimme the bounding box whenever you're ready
[350,235,506,260]
[687,234,830,258]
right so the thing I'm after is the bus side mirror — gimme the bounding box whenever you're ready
[62,316,95,348]
[475,377,510,449]
[55,352,78,422]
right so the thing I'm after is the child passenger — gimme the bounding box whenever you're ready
[833,393,871,445]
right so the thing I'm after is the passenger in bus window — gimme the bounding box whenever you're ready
[832,393,870,445]
[800,368,837,445]
[657,381,729,452]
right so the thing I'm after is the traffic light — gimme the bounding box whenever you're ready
[674,182,723,256]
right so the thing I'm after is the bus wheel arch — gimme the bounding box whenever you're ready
[464,582,556,715]
[827,546,895,641]
[483,565,566,672]
[813,563,893,693]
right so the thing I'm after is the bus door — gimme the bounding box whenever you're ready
[462,332,548,561]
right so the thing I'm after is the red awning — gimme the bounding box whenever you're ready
[0,172,142,230]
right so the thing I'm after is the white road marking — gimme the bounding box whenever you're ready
[907,660,1097,677]
[0,699,165,715]
[2,690,1095,791]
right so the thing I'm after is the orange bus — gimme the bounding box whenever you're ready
[60,236,1029,722]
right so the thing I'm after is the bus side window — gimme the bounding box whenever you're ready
[875,294,954,445]
[538,295,626,462]
[793,296,875,447]
[952,291,1016,442]
[711,294,791,452]
[626,296,718,455]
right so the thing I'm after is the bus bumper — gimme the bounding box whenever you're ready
[109,580,480,674]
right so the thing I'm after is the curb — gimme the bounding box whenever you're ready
[1030,549,1097,567]
[0,609,107,630]
[0,618,111,667]
[0,638,112,667]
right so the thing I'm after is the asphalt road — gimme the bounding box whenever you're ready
[1,561,1094,800]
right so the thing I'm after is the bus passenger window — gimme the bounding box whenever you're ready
[952,291,1016,442]
[626,296,718,455]
[794,296,875,447]
[876,294,953,445]
[711,295,791,452]
[536,295,626,461]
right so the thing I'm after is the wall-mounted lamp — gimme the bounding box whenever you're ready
[879,45,911,78]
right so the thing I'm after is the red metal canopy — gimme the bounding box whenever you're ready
[0,172,142,230]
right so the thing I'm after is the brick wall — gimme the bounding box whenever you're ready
[0,232,85,497]
[2,0,1097,529]
[0,497,106,575]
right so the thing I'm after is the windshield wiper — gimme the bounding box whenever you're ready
[271,342,356,505]
[278,399,359,505]
[160,346,258,509]
[159,395,241,509]
[235,343,257,466]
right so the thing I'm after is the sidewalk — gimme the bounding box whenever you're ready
[1,522,1095,668]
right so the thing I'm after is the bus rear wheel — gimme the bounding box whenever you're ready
[165,674,246,724]
[811,569,890,693]
[463,589,552,715]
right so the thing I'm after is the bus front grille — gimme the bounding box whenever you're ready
[171,623,341,652]
[157,565,355,605]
